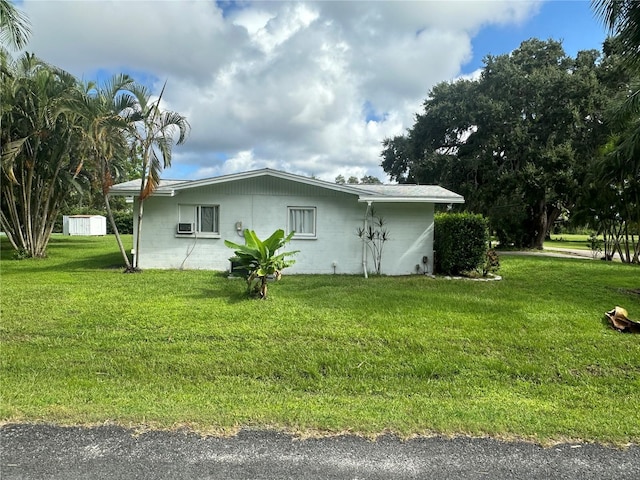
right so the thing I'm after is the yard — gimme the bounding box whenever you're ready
[1,235,639,444]
[545,233,591,251]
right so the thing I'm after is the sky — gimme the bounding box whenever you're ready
[18,0,609,183]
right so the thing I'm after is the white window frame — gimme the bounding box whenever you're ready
[288,206,317,239]
[178,204,220,238]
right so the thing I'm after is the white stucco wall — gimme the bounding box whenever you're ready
[132,176,435,275]
[371,202,435,275]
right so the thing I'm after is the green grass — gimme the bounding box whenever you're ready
[1,235,639,444]
[545,233,592,251]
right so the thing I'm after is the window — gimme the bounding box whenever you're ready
[178,204,219,235]
[288,207,316,238]
[198,206,218,233]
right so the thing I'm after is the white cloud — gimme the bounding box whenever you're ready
[22,0,541,182]
[457,68,484,82]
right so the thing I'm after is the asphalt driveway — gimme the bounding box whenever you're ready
[2,424,639,479]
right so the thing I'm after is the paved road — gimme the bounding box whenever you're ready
[2,424,639,479]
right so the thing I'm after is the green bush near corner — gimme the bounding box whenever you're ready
[434,213,489,275]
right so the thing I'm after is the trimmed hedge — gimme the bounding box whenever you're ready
[108,210,134,235]
[434,212,489,275]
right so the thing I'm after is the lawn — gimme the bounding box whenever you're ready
[545,233,592,251]
[1,235,639,444]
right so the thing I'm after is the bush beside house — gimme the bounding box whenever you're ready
[435,213,490,275]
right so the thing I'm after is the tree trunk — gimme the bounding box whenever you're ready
[612,221,626,263]
[23,159,35,255]
[545,205,562,240]
[532,199,547,250]
[602,226,610,260]
[1,184,25,252]
[623,222,632,263]
[133,146,151,272]
[260,276,268,299]
[104,193,133,271]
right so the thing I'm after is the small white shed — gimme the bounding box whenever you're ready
[63,215,107,236]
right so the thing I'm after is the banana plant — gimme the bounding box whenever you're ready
[225,229,298,299]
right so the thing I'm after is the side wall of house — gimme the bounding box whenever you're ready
[133,176,435,275]
[369,202,435,275]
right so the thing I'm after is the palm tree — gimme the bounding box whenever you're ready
[76,74,141,271]
[592,0,640,172]
[592,0,640,68]
[0,0,31,51]
[1,53,85,257]
[590,1,640,264]
[128,82,190,270]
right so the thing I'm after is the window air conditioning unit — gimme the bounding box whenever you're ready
[176,222,194,234]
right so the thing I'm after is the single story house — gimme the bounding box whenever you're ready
[109,168,464,275]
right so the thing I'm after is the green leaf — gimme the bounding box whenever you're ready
[225,229,297,297]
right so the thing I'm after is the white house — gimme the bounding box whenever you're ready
[108,169,464,275]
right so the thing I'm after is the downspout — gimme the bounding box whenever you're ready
[362,201,372,279]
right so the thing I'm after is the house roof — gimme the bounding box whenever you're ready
[109,168,464,204]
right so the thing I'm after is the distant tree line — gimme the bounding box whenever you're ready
[335,174,382,185]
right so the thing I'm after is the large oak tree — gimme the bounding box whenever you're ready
[382,39,616,248]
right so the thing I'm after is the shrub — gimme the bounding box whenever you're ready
[225,229,298,299]
[110,210,134,235]
[435,212,489,275]
[587,232,603,260]
[482,249,500,276]
[357,207,389,275]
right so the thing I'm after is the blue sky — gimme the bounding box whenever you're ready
[466,1,606,73]
[21,0,609,182]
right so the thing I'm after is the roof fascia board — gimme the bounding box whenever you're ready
[147,190,177,197]
[358,196,465,204]
[109,187,177,197]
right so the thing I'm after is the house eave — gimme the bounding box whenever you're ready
[357,196,465,204]
[108,189,177,197]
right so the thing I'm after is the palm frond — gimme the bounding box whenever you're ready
[127,82,152,113]
[154,136,173,168]
[160,110,190,144]
[140,149,162,200]
[105,73,135,98]
[0,0,31,51]
[591,0,624,30]
[592,0,640,68]
[1,137,28,183]
[112,91,138,116]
